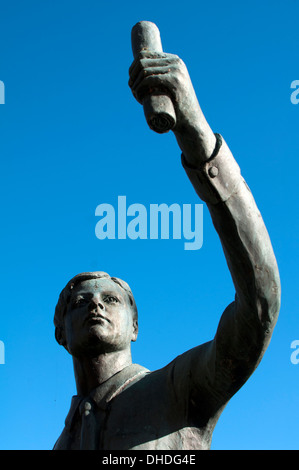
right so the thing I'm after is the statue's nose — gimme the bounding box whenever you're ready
[89,297,104,310]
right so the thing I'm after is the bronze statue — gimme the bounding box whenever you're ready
[53,22,280,450]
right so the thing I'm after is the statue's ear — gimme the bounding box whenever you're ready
[55,326,67,348]
[131,319,138,342]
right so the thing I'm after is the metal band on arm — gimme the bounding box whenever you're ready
[181,134,242,205]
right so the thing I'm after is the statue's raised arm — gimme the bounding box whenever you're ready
[53,23,281,451]
[129,21,281,419]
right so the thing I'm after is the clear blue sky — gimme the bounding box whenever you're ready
[0,0,298,450]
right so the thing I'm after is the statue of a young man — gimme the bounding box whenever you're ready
[53,28,280,450]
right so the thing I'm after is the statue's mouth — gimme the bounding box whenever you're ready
[84,314,110,325]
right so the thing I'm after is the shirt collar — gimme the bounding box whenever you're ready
[64,363,149,431]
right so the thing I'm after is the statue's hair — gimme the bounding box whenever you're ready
[54,271,138,343]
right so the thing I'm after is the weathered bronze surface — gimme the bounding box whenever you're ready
[53,22,280,450]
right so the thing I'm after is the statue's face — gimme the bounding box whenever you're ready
[63,278,138,357]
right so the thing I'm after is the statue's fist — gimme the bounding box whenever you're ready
[128,51,199,132]
[128,49,216,162]
[129,51,190,106]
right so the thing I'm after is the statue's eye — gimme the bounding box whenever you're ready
[104,295,119,304]
[73,297,87,306]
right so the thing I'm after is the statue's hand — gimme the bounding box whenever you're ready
[129,51,216,162]
[128,51,200,133]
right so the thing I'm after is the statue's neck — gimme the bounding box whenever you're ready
[72,349,133,396]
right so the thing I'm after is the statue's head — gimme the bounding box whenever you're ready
[54,272,138,357]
